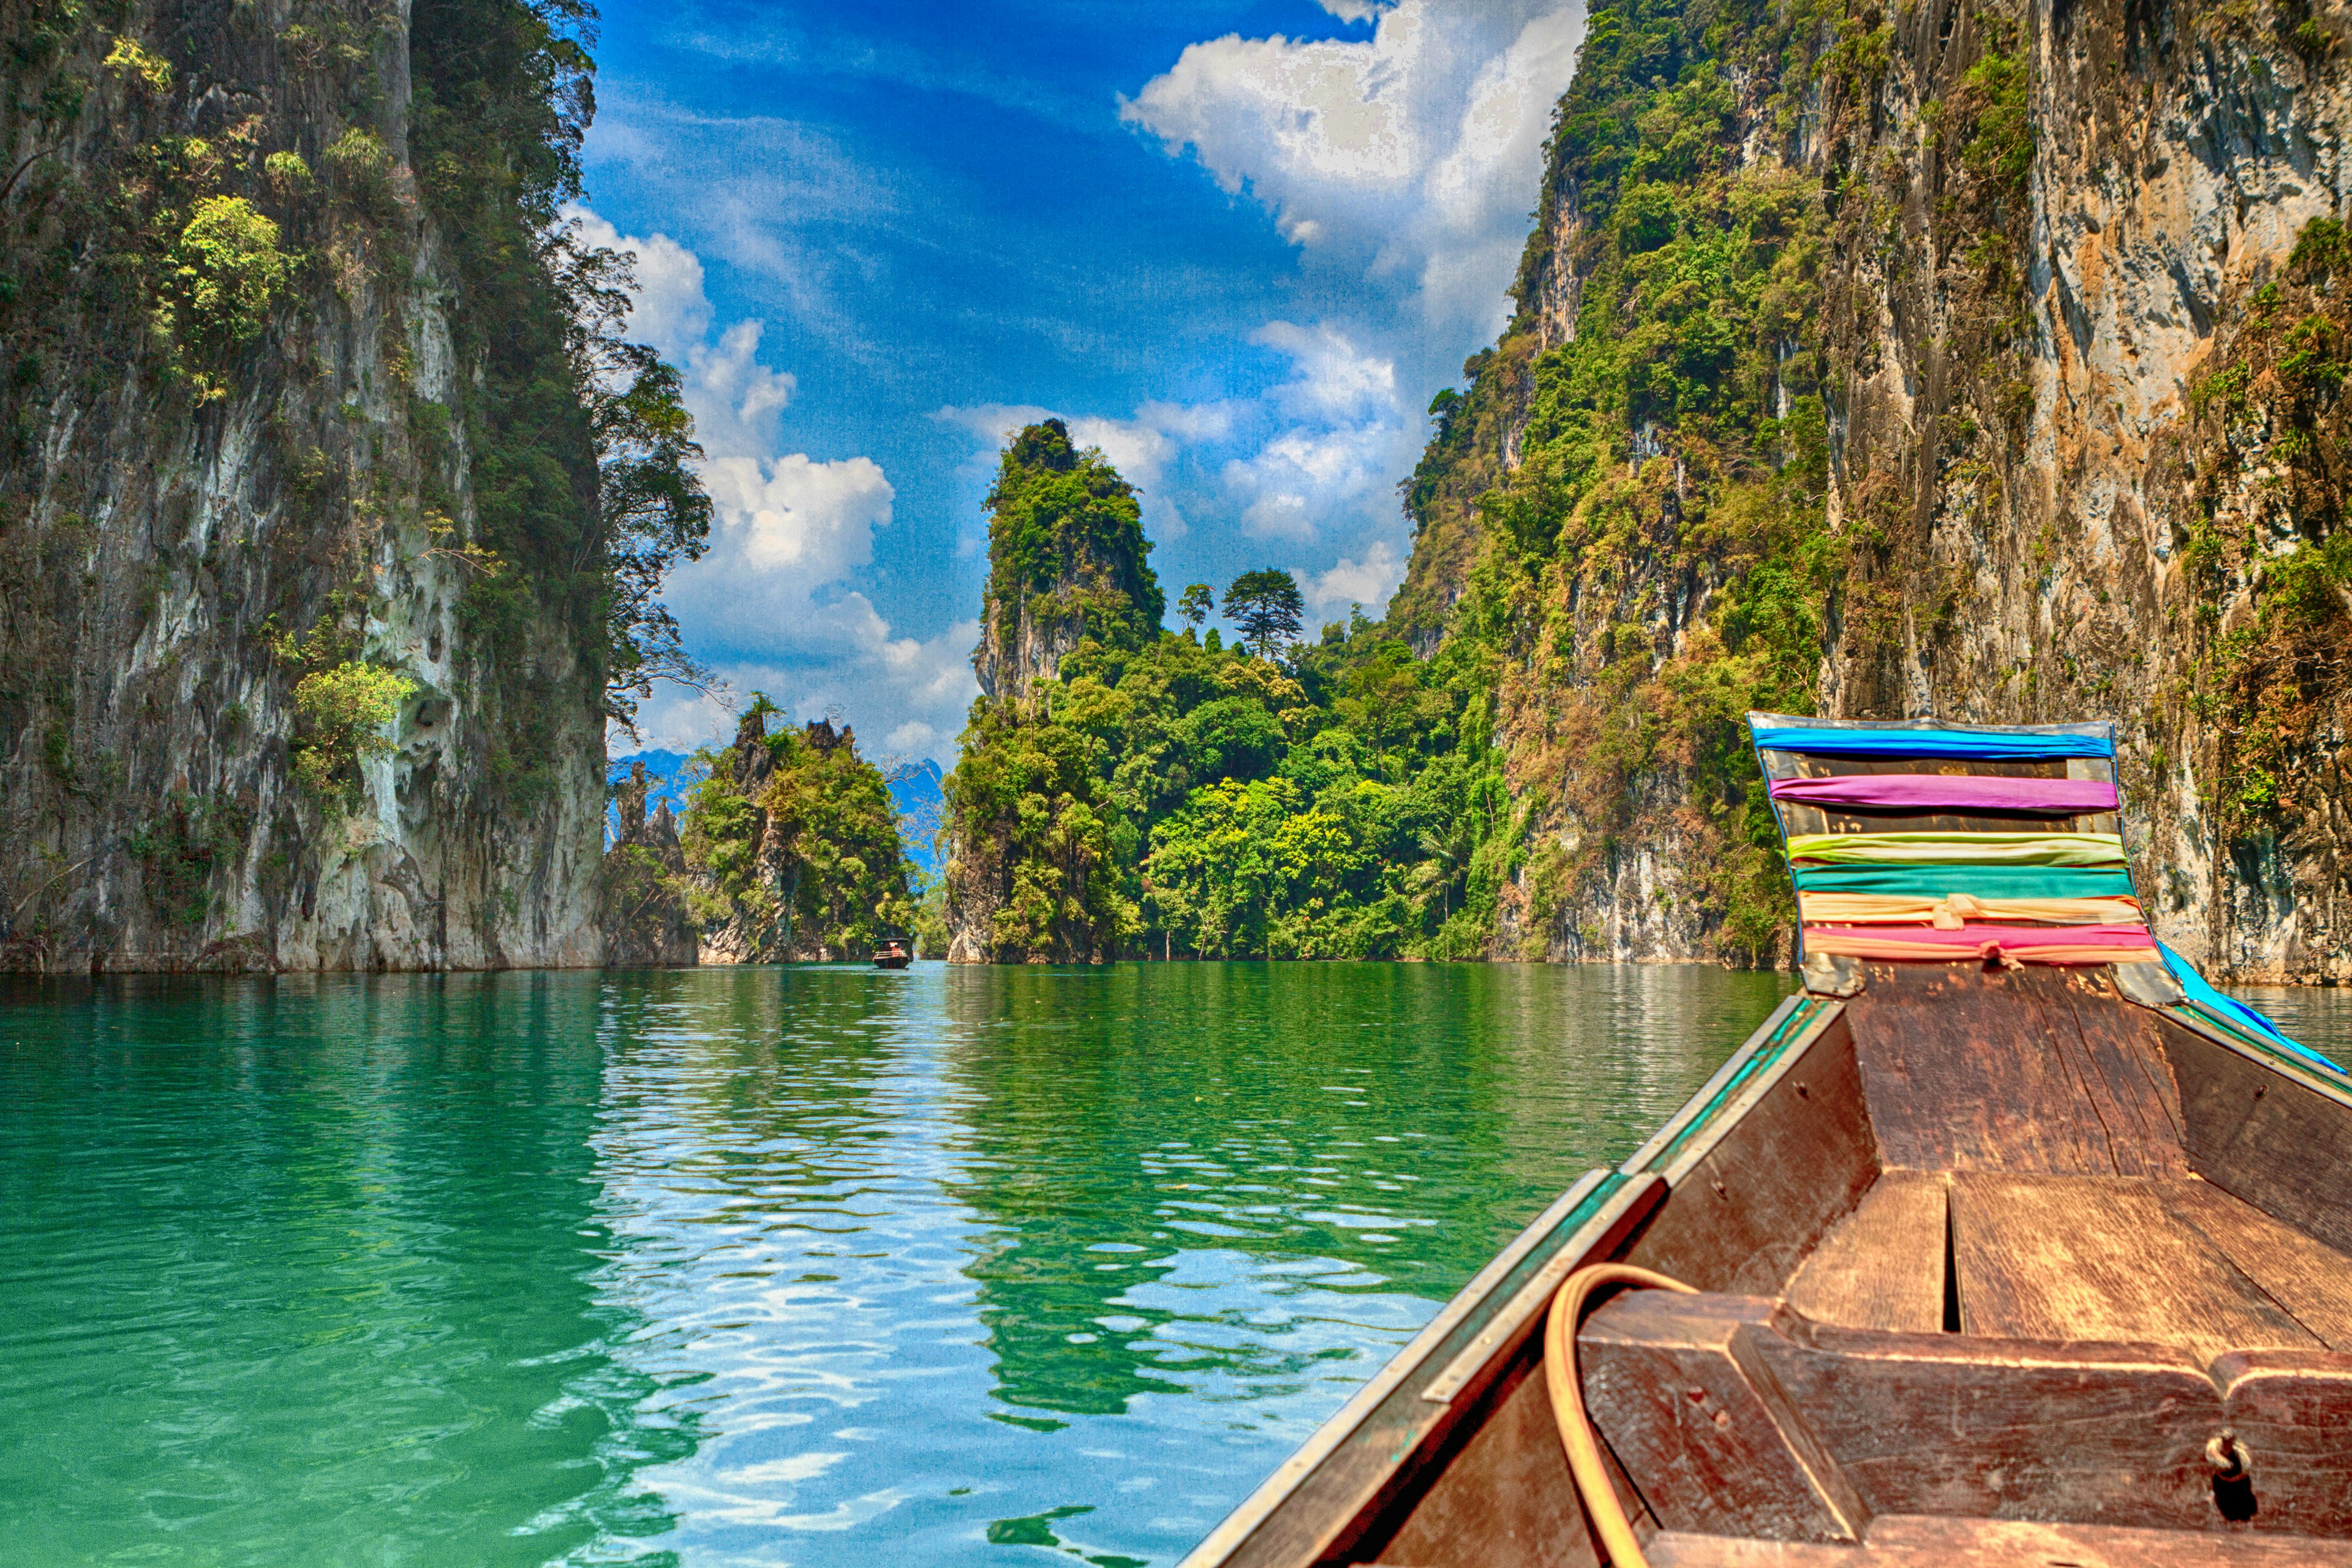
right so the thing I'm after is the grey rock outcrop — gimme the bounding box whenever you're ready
[0,0,606,971]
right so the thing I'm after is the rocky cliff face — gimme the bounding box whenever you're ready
[599,761,696,968]
[944,419,1162,963]
[0,0,609,970]
[1396,0,2352,979]
[969,418,1164,710]
[671,710,917,963]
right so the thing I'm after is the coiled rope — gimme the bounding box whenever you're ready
[1542,1262,1696,1568]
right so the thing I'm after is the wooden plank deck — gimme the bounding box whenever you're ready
[1782,1171,1948,1335]
[1638,1515,2352,1566]
[1947,1172,2318,1363]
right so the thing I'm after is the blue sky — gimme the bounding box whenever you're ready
[582,0,1588,763]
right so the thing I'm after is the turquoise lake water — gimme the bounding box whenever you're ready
[2,963,2332,1566]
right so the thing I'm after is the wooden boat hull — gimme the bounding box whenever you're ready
[873,954,911,969]
[1180,963,2352,1567]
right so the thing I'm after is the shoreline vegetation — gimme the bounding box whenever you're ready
[604,703,918,966]
[937,420,1516,965]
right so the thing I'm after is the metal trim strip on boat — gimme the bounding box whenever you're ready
[2166,1000,2352,1104]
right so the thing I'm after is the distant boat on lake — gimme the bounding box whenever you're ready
[1183,714,2352,1568]
[873,937,911,970]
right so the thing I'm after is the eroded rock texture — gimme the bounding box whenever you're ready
[0,0,608,970]
[1398,0,2352,978]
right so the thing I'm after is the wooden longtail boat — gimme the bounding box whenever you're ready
[1182,715,2352,1568]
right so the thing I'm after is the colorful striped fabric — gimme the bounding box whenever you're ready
[1752,714,2148,970]
[1754,716,2324,1060]
[1798,892,2143,927]
[1768,774,2117,813]
[1785,831,2127,867]
[1752,725,2113,760]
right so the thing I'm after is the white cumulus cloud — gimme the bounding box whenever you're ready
[1100,1,1580,621]
[570,206,978,760]
[1123,0,1585,339]
[1296,538,1407,619]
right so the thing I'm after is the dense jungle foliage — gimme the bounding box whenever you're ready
[674,708,918,960]
[944,423,1506,962]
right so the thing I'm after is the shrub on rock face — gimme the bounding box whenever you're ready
[291,662,415,806]
[154,197,293,381]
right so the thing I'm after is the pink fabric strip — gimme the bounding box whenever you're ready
[1803,922,2160,967]
[1769,774,2117,813]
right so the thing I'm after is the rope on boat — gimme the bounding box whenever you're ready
[1542,1262,1695,1568]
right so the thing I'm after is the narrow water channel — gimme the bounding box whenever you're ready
[29,959,2274,1564]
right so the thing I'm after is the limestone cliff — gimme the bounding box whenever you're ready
[673,710,917,963]
[0,0,614,970]
[599,761,697,968]
[1395,0,2352,979]
[970,418,1164,709]
[943,420,1161,963]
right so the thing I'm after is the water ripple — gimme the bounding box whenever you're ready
[0,962,1803,1566]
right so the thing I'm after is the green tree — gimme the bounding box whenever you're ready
[1223,568,1305,658]
[1176,582,1214,631]
[290,662,417,806]
[945,702,1136,962]
[154,197,293,391]
[554,230,718,736]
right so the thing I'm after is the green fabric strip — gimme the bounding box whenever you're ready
[1790,865,2138,899]
[1786,831,2125,867]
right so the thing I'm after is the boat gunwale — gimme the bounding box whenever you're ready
[2159,996,2352,1105]
[1627,993,1837,1185]
[1175,989,1847,1568]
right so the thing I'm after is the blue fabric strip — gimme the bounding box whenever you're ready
[2157,940,2343,1074]
[1752,725,2114,760]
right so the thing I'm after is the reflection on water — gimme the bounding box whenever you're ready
[1,963,1792,1566]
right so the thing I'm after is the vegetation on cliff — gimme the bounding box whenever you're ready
[2177,216,2352,837]
[409,0,715,747]
[669,706,918,962]
[0,0,709,965]
[943,423,1504,962]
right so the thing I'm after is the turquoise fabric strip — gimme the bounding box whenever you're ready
[1752,725,2113,760]
[1790,865,2139,899]
[2157,940,2343,1074]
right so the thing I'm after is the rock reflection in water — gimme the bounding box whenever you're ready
[0,962,1791,1567]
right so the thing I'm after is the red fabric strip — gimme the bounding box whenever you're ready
[1803,921,2161,967]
